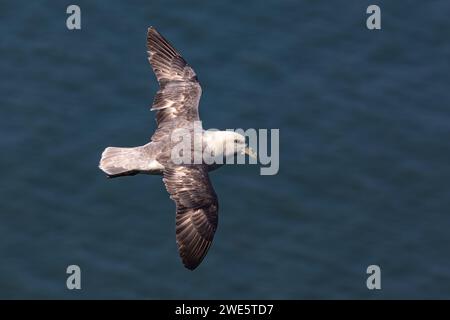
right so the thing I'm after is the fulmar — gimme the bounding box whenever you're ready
[99,27,256,270]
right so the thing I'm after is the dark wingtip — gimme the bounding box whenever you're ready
[184,264,197,271]
[180,250,205,271]
[183,260,199,271]
[147,26,158,43]
[178,245,203,271]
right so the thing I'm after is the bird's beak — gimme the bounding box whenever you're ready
[243,146,257,159]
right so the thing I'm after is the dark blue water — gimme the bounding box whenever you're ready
[1,0,449,298]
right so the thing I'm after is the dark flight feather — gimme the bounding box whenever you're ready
[163,165,218,270]
[147,27,202,142]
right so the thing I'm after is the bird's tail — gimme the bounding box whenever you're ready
[99,146,148,178]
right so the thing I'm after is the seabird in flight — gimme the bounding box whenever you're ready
[99,27,256,270]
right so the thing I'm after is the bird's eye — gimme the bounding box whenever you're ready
[234,139,239,143]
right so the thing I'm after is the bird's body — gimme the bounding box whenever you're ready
[99,27,254,270]
[100,129,243,176]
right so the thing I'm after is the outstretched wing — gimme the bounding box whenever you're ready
[147,27,202,141]
[162,165,219,270]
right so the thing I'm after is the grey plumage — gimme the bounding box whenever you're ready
[147,27,202,143]
[99,27,218,270]
[163,165,218,270]
[146,27,218,270]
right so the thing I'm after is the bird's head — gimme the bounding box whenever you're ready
[204,131,256,161]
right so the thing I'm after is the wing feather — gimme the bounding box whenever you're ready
[146,27,202,140]
[163,165,218,270]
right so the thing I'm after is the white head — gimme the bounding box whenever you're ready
[203,130,256,160]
